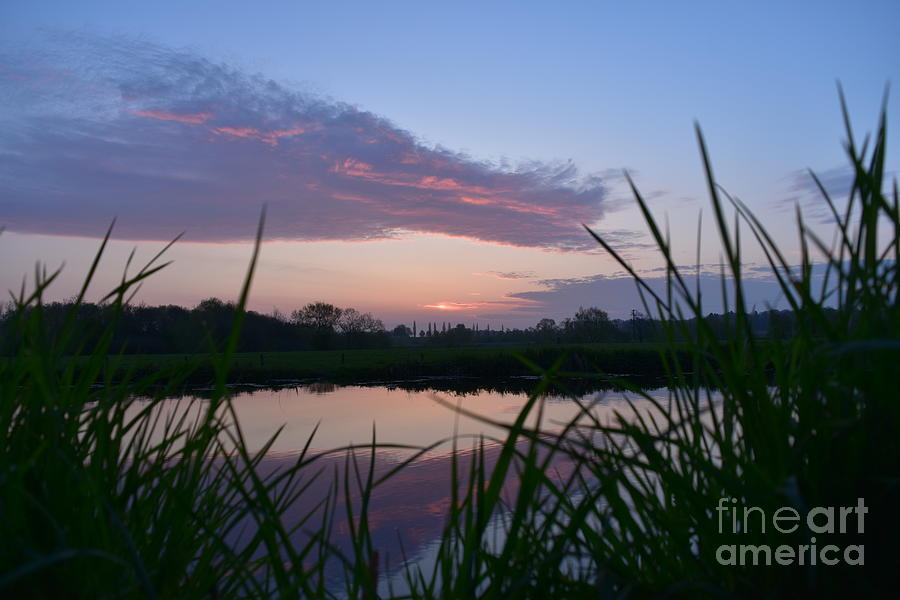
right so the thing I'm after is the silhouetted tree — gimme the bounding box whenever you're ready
[337,308,387,348]
[564,306,617,342]
[391,324,412,337]
[291,302,343,330]
[291,302,343,349]
[536,318,556,332]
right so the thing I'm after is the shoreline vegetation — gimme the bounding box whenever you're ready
[0,294,799,355]
[106,343,684,388]
[2,98,898,598]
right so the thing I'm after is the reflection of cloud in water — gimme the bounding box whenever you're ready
[248,436,579,591]
[134,382,701,592]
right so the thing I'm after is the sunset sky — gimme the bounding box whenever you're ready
[1,1,897,328]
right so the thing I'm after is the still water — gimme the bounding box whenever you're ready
[131,381,682,592]
[138,381,674,455]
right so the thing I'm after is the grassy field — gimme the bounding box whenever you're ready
[110,342,683,385]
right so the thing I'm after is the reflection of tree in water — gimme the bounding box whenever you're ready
[305,381,337,395]
[151,375,681,401]
[376,375,670,398]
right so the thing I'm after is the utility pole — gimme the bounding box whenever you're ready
[631,309,644,342]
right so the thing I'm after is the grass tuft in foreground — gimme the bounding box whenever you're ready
[400,94,898,598]
[0,213,428,598]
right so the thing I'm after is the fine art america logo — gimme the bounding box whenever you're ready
[715,497,867,566]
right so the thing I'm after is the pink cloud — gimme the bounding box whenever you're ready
[210,124,307,146]
[133,109,212,124]
[134,109,310,147]
[474,271,536,280]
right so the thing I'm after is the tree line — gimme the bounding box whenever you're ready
[0,298,390,354]
[0,298,814,355]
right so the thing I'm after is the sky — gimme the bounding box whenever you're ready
[1,0,898,328]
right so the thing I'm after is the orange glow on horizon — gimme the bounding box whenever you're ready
[422,296,541,312]
[423,302,474,311]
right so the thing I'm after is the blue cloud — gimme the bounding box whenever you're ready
[0,32,609,250]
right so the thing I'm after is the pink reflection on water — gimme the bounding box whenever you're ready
[178,384,669,456]
[137,383,671,588]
